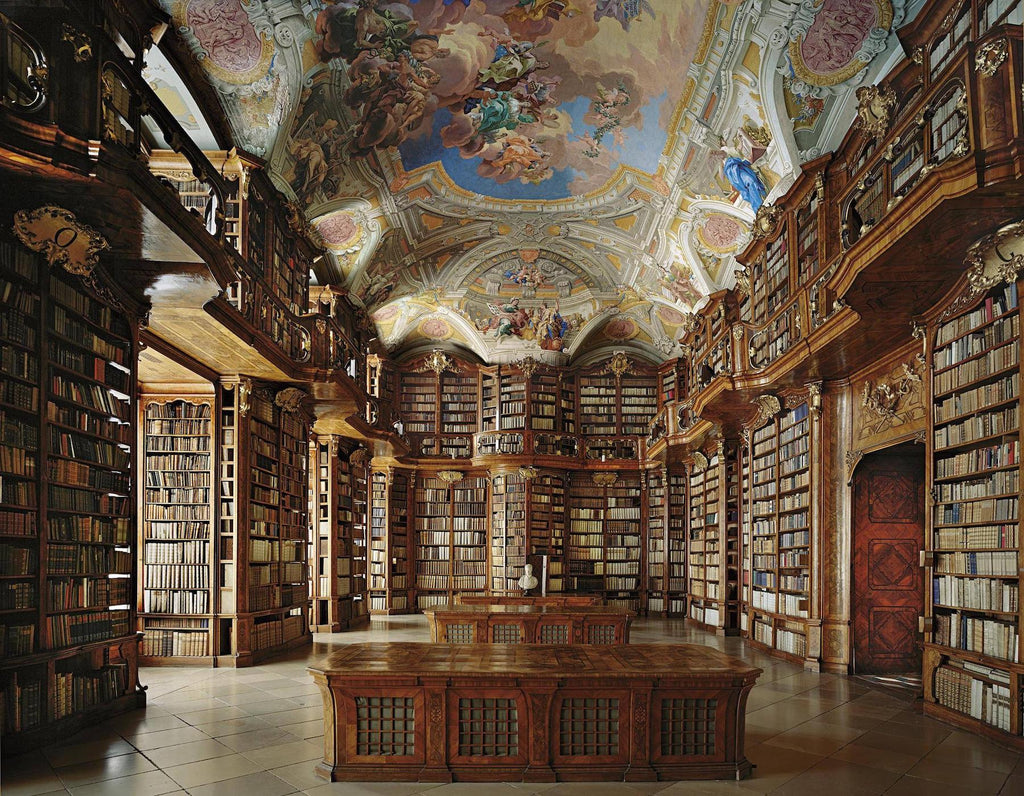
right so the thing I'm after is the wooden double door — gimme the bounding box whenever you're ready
[852,449,925,674]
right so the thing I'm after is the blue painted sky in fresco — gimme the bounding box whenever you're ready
[398,90,668,200]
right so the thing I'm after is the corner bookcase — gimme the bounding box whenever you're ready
[924,274,1024,746]
[308,436,368,632]
[369,468,412,614]
[0,235,142,750]
[745,397,816,664]
[489,469,567,595]
[216,380,311,664]
[139,396,214,663]
[413,473,488,609]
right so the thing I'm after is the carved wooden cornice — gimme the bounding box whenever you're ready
[749,394,781,430]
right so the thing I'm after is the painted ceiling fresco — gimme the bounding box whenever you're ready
[162,0,916,364]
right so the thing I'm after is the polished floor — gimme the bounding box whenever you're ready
[2,616,1022,795]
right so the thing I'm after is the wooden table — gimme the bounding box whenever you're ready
[455,594,604,607]
[308,643,760,782]
[424,603,632,645]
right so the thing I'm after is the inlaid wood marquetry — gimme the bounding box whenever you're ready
[309,642,760,782]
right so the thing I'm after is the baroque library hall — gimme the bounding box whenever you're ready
[2,0,1024,792]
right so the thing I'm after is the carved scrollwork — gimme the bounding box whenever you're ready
[691,451,709,473]
[13,205,108,277]
[603,351,635,381]
[750,394,781,430]
[854,84,897,140]
[862,359,922,420]
[976,39,1008,77]
[514,355,541,379]
[845,449,864,484]
[592,472,618,487]
[419,349,458,376]
[517,465,539,480]
[940,219,1024,322]
[751,203,782,241]
[60,23,92,62]
[733,268,750,295]
[275,387,307,414]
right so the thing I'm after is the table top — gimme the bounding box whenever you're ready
[309,643,761,683]
[423,603,634,617]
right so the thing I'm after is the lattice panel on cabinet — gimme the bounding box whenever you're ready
[443,623,475,643]
[559,697,619,756]
[457,698,519,757]
[539,624,569,644]
[587,625,616,645]
[354,696,416,756]
[491,624,522,643]
[661,697,717,756]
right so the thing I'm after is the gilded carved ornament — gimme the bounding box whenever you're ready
[854,85,897,140]
[514,356,541,379]
[807,382,823,416]
[940,219,1024,322]
[592,472,618,487]
[603,351,635,381]
[751,204,782,241]
[733,268,750,295]
[13,205,109,277]
[60,24,92,62]
[975,39,1008,77]
[437,470,464,484]
[517,466,539,480]
[691,451,709,473]
[861,359,922,421]
[419,349,458,376]
[275,387,307,415]
[750,394,781,429]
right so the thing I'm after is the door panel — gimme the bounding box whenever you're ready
[852,453,924,674]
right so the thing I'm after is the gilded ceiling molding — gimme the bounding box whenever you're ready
[13,205,109,277]
[750,394,781,430]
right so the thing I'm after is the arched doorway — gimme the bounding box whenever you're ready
[851,444,925,674]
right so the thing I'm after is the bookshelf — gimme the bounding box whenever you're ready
[746,399,814,662]
[216,381,311,664]
[579,372,618,437]
[687,444,739,634]
[414,473,488,608]
[368,468,412,614]
[667,468,688,616]
[439,371,478,458]
[646,468,667,615]
[0,236,141,748]
[489,469,567,594]
[739,437,752,637]
[749,224,790,325]
[567,471,643,609]
[139,397,214,662]
[925,277,1024,743]
[308,436,368,632]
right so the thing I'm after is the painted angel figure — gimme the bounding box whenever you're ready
[594,0,655,30]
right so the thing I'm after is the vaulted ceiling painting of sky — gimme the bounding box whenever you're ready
[313,0,711,200]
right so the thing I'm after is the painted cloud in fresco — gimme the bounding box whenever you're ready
[307,0,710,199]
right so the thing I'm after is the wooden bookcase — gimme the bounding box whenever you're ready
[308,436,368,632]
[687,443,740,634]
[216,380,311,664]
[567,471,643,610]
[489,469,567,595]
[0,236,141,748]
[413,473,488,609]
[368,468,412,614]
[667,468,688,616]
[745,399,815,662]
[739,436,752,637]
[924,275,1023,744]
[139,396,214,662]
[646,468,667,615]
